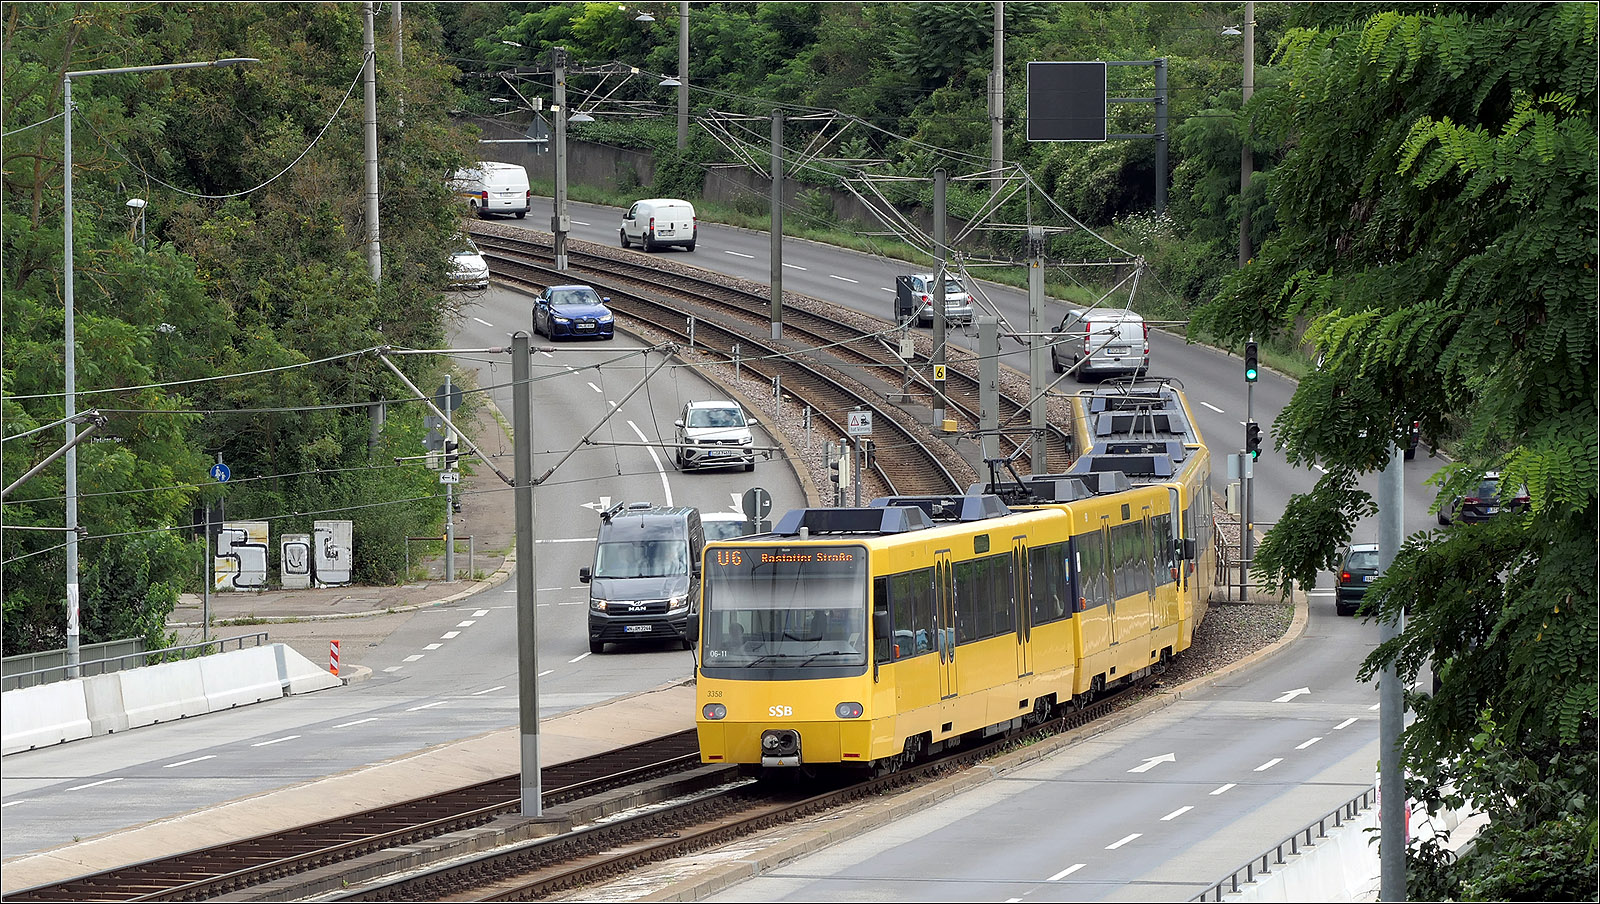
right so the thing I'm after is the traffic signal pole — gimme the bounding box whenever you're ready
[1242,339,1258,601]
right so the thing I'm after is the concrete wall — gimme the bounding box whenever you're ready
[1,643,340,756]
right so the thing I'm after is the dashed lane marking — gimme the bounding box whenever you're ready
[66,778,123,791]
[1255,758,1283,771]
[252,735,301,747]
[1211,783,1236,795]
[442,631,460,639]
[424,643,442,651]
[569,652,591,663]
[828,274,859,283]
[335,718,380,728]
[1047,864,1086,881]
[1202,401,1225,414]
[1161,806,1194,821]
[471,685,507,695]
[406,701,449,712]
[163,755,216,768]
[724,250,755,258]
[1334,718,1358,730]
[1106,833,1141,850]
[1296,737,1323,749]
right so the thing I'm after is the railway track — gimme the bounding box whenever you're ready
[2,731,704,903]
[479,240,965,496]
[325,692,1131,902]
[472,231,1076,478]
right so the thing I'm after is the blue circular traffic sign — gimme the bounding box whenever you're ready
[209,462,231,483]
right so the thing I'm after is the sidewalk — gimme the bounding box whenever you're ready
[167,387,517,674]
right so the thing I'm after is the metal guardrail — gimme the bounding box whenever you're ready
[1192,784,1379,902]
[1,633,271,690]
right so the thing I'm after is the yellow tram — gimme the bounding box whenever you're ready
[694,379,1214,772]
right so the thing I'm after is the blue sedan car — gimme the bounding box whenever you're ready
[534,284,615,340]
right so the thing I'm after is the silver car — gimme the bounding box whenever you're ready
[896,274,975,326]
[674,400,758,472]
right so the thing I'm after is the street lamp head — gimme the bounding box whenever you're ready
[501,39,524,47]
[1221,25,1242,35]
[126,198,147,209]
[659,76,681,87]
[568,112,595,123]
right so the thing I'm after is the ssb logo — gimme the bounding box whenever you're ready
[768,705,793,718]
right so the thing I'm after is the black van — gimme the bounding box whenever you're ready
[580,502,704,654]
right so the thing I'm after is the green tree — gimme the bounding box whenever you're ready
[1193,5,1596,896]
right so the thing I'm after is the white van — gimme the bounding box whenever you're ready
[450,161,530,219]
[1050,307,1149,381]
[620,198,696,251]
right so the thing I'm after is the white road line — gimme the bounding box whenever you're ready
[540,350,554,358]
[1106,833,1142,850]
[724,250,755,258]
[1255,758,1283,772]
[403,654,424,662]
[1369,702,1381,710]
[781,262,806,270]
[587,382,602,393]
[424,643,442,651]
[1047,864,1086,881]
[573,219,590,226]
[334,717,380,728]
[627,419,672,506]
[569,652,591,663]
[1296,737,1323,750]
[827,274,859,283]
[383,666,402,672]
[164,755,216,768]
[1211,783,1237,795]
[1334,717,1358,730]
[473,610,489,617]
[558,601,584,606]
[66,778,123,791]
[1,800,26,808]
[406,701,449,712]
[474,317,494,327]
[538,669,555,677]
[471,685,507,695]
[880,286,895,292]
[537,537,601,544]
[1161,805,1194,821]
[457,620,477,627]
[252,735,301,747]
[442,631,461,639]
[1201,401,1225,414]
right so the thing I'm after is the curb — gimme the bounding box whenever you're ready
[646,587,1309,902]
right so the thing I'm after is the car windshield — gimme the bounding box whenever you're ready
[1345,550,1380,571]
[688,407,744,429]
[450,235,479,256]
[943,278,967,296]
[704,520,751,541]
[701,544,868,668]
[548,287,602,309]
[1471,479,1503,499]
[592,540,687,579]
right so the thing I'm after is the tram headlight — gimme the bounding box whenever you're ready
[702,703,727,720]
[835,701,864,719]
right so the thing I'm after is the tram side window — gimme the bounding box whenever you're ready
[1153,513,1175,586]
[954,560,980,643]
[1076,531,1112,611]
[1112,521,1150,598]
[873,577,893,664]
[1029,543,1068,625]
[989,553,1015,637]
[890,570,931,658]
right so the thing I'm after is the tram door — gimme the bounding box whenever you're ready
[1013,536,1033,679]
[1102,516,1121,654]
[934,550,957,700]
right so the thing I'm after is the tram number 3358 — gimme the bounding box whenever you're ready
[768,705,793,718]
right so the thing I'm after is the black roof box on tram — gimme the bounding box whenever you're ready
[869,494,1010,522]
[772,506,934,536]
[967,477,1096,505]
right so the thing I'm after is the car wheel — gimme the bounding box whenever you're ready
[1052,354,1064,375]
[744,459,755,473]
[643,233,656,252]
[684,240,696,252]
[1336,602,1354,617]
[515,211,526,219]
[589,639,605,655]
[619,229,630,249]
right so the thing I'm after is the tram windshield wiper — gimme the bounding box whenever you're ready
[744,653,798,667]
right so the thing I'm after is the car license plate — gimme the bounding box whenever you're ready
[624,624,652,633]
[1486,506,1499,514]
[576,322,596,331]
[1106,346,1129,356]
[1364,575,1373,582]
[658,228,675,236]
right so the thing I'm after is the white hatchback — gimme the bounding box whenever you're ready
[448,234,489,290]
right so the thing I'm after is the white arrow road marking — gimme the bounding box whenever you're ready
[1047,864,1086,881]
[1274,687,1311,703]
[1161,805,1194,821]
[1127,752,1176,773]
[582,496,613,513]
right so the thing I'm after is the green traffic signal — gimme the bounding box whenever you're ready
[1244,341,1259,383]
[1245,420,1262,460]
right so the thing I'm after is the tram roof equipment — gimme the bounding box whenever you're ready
[772,506,933,537]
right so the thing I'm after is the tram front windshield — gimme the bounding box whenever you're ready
[702,545,868,667]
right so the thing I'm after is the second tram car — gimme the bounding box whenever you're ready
[694,378,1215,772]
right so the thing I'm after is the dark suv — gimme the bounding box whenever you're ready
[1335,542,1380,616]
[1437,472,1529,525]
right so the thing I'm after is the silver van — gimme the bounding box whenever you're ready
[580,502,704,653]
[620,198,697,251]
[1051,308,1149,381]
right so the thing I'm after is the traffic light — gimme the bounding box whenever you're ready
[1245,420,1262,460]
[444,438,460,469]
[862,439,876,471]
[1244,341,1259,383]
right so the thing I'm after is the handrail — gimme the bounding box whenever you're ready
[2,633,271,689]
[1191,784,1378,902]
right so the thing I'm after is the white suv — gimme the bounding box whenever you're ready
[675,400,757,472]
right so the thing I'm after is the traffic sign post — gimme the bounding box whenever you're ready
[741,486,773,532]
[848,409,873,437]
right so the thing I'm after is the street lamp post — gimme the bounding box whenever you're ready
[126,198,147,250]
[61,57,255,675]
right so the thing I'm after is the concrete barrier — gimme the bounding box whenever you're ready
[1,680,92,754]
[82,672,128,735]
[199,646,284,710]
[274,643,340,695]
[119,659,208,728]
